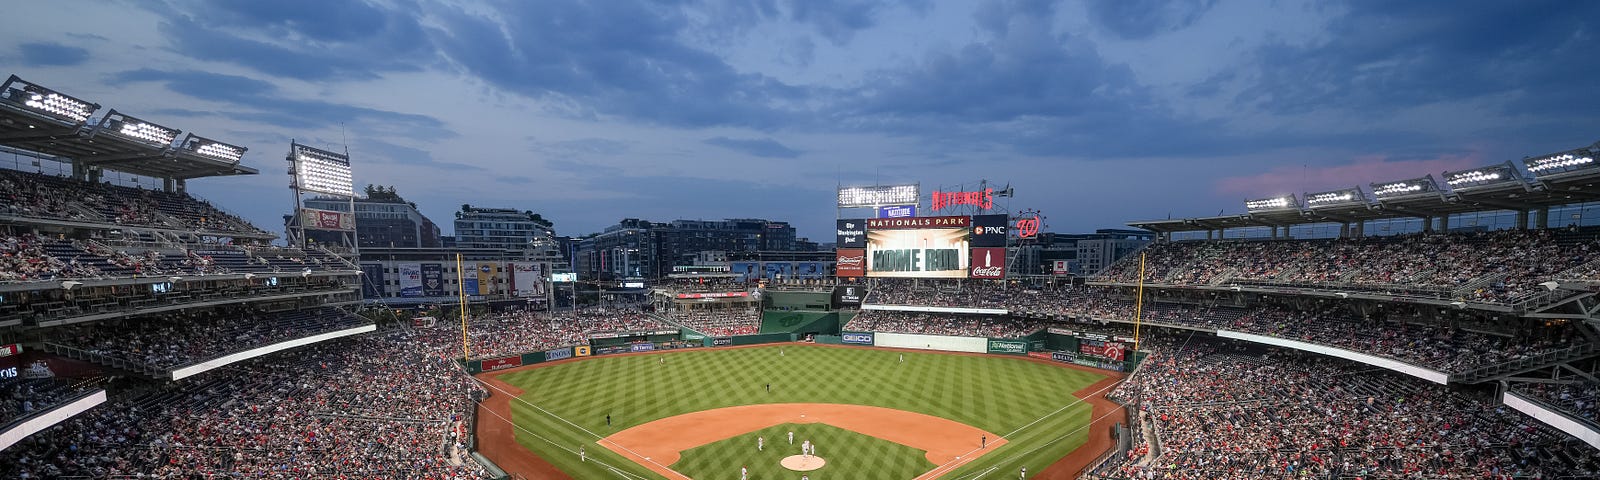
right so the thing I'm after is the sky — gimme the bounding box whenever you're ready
[2,0,1597,242]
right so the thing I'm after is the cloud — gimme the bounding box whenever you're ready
[702,136,803,158]
[1228,1,1600,116]
[1212,152,1485,197]
[16,42,90,67]
[1086,0,1217,40]
[149,0,434,81]
[427,0,813,129]
[108,69,452,138]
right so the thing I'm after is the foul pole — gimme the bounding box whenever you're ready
[1132,252,1146,354]
[458,253,470,361]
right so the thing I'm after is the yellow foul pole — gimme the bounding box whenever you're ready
[1132,252,1146,355]
[457,253,470,361]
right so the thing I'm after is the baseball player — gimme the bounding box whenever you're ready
[741,465,748,480]
[580,445,585,462]
[788,430,794,444]
[899,353,904,363]
[1019,466,1026,479]
[758,436,765,451]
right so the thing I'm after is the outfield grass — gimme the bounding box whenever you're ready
[673,423,934,479]
[493,344,1105,479]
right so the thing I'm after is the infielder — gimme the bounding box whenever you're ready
[788,430,794,444]
[1019,466,1026,479]
[579,445,585,462]
[741,465,748,480]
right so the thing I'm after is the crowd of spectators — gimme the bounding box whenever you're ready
[1,378,97,427]
[666,309,759,337]
[47,307,370,370]
[0,167,268,235]
[1513,381,1600,426]
[866,279,1020,308]
[435,307,671,360]
[1097,229,1600,303]
[1092,334,1600,479]
[0,233,103,282]
[845,310,1053,338]
[0,329,488,479]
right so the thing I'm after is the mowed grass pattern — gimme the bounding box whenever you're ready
[673,423,934,479]
[493,345,1105,479]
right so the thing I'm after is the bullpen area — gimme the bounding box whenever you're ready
[476,344,1118,479]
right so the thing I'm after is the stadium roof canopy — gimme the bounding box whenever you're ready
[0,75,255,180]
[1131,141,1600,234]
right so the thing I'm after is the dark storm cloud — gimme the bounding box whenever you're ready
[109,69,452,139]
[427,0,813,129]
[1086,0,1217,40]
[16,42,91,67]
[151,0,434,81]
[703,136,803,158]
[1228,1,1600,116]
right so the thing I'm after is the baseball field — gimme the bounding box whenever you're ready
[476,344,1120,479]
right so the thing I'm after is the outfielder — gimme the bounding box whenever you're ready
[758,436,765,451]
[741,465,748,480]
[579,445,585,462]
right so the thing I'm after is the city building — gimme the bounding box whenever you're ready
[1012,229,1153,276]
[576,218,812,280]
[299,187,443,249]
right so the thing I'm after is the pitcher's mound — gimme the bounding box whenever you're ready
[781,455,826,471]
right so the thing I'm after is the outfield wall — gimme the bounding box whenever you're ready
[873,332,989,352]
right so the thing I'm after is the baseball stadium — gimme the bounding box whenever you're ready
[6,3,1600,480]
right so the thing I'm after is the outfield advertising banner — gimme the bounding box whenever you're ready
[1079,338,1128,361]
[681,330,707,341]
[793,262,825,278]
[545,347,573,362]
[574,346,591,357]
[764,262,792,279]
[398,263,423,297]
[476,263,496,295]
[630,343,656,352]
[712,337,733,346]
[835,249,866,277]
[732,262,760,281]
[836,219,867,248]
[841,331,875,345]
[987,339,1027,355]
[970,247,1006,279]
[831,285,867,307]
[421,263,445,297]
[970,214,1008,247]
[482,356,522,371]
[511,263,545,297]
[1051,351,1126,372]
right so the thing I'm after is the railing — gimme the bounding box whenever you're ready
[1452,272,1509,299]
[42,343,162,378]
[1452,343,1600,383]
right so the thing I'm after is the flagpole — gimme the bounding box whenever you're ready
[457,253,470,362]
[1132,252,1146,356]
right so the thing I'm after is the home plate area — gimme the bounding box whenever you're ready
[781,454,827,471]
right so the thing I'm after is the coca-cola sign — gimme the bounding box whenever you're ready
[836,248,866,277]
[969,247,1006,279]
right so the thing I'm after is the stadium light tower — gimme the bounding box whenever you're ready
[1370,175,1444,200]
[0,74,100,124]
[286,141,358,256]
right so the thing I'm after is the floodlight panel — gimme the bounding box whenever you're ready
[103,111,180,147]
[1245,195,1297,212]
[1305,187,1366,207]
[0,76,99,124]
[1444,163,1518,188]
[291,143,354,197]
[1524,150,1598,177]
[838,184,918,208]
[1371,176,1439,198]
[182,134,246,163]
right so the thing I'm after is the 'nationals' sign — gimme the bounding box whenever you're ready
[867,216,970,230]
[932,188,993,211]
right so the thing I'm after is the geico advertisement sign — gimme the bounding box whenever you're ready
[866,228,968,278]
[841,332,874,344]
